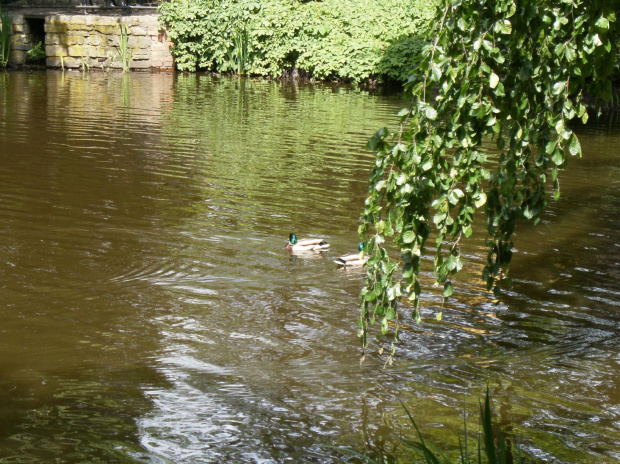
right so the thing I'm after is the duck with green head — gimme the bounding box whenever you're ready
[334,243,368,267]
[286,233,330,252]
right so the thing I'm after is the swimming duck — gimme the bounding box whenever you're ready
[334,243,368,267]
[286,233,330,252]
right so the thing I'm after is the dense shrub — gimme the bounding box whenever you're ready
[159,0,436,82]
[26,42,46,63]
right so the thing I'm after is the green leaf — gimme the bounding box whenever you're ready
[403,230,416,243]
[489,72,500,89]
[568,134,581,156]
[425,106,438,120]
[552,149,564,166]
[443,282,454,298]
[433,212,446,225]
[448,190,460,205]
[445,254,457,271]
[499,19,512,34]
[473,192,487,208]
[595,16,609,30]
[421,158,433,171]
[553,81,565,95]
[367,128,388,150]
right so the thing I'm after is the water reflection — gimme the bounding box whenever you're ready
[0,71,619,463]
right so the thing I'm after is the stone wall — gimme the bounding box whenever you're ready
[8,11,173,70]
[6,1,160,7]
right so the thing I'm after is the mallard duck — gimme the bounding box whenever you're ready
[286,233,330,252]
[334,243,368,267]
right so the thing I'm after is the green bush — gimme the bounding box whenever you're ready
[159,0,437,82]
[26,41,46,63]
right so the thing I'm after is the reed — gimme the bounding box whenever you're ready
[80,53,89,72]
[116,23,132,72]
[0,5,12,68]
[332,388,525,463]
[226,28,251,75]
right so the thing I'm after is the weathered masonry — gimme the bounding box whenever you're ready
[4,0,173,70]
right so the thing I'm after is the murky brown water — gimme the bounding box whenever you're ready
[0,71,618,463]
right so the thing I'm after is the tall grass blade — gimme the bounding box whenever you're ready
[461,399,469,464]
[459,437,466,464]
[398,400,450,464]
[227,27,251,75]
[480,387,498,464]
[0,5,12,68]
[331,389,525,464]
[117,23,132,72]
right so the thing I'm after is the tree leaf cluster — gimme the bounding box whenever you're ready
[359,0,618,351]
[159,0,436,82]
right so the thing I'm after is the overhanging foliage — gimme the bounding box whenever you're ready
[359,0,618,357]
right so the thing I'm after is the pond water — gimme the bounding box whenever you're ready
[0,71,618,463]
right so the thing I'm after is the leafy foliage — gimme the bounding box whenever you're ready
[359,0,618,352]
[26,41,46,63]
[376,35,427,83]
[159,0,436,82]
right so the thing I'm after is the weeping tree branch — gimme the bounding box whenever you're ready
[358,0,618,361]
